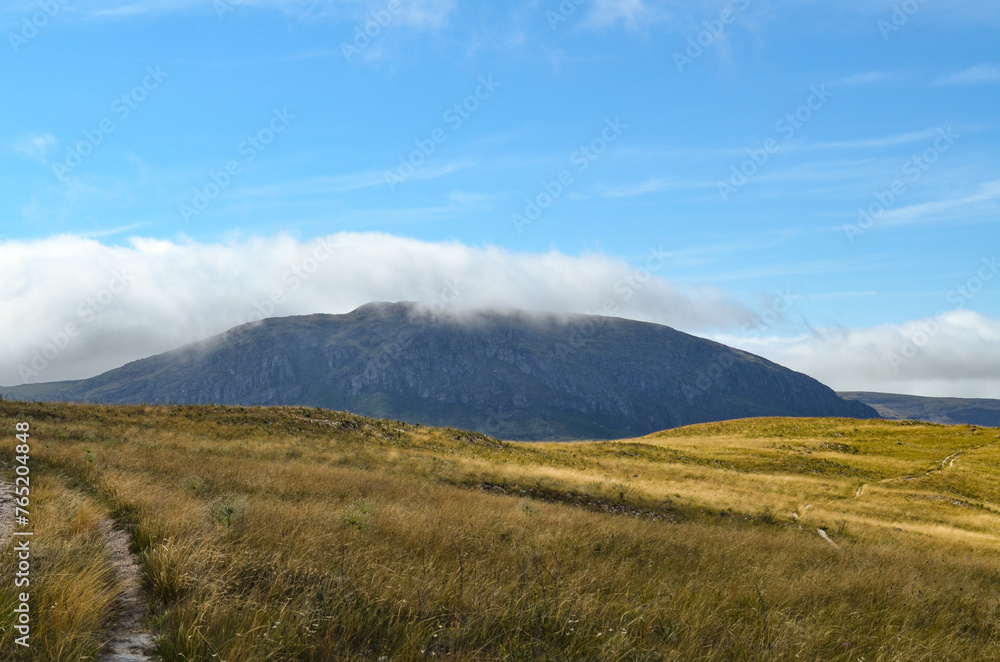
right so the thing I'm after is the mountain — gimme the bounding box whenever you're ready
[839,392,1000,428]
[1,302,877,440]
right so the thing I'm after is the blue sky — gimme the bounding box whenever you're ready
[2,0,999,396]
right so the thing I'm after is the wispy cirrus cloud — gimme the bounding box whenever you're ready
[831,70,896,87]
[447,190,496,206]
[803,128,951,151]
[599,177,710,198]
[881,179,1000,225]
[2,0,457,28]
[78,222,149,238]
[12,133,56,161]
[935,63,1000,86]
[582,0,669,30]
[621,128,958,166]
[228,160,475,201]
[805,291,878,301]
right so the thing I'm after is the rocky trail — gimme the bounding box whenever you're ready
[853,439,999,499]
[97,518,160,661]
[0,474,160,661]
[0,476,14,543]
[816,528,840,548]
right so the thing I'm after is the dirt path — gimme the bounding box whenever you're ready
[853,440,999,499]
[97,518,161,662]
[0,475,14,544]
[816,528,839,548]
[901,445,985,482]
[1,473,158,660]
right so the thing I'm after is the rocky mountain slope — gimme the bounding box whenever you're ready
[839,391,1000,428]
[2,302,877,439]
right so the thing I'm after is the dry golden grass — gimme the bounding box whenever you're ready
[1,401,999,661]
[0,469,121,661]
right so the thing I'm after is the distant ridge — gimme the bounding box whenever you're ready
[1,302,877,440]
[839,392,1000,428]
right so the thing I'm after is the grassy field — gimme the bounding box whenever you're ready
[1,400,998,661]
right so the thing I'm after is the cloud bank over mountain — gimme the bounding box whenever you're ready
[0,232,750,384]
[718,310,1000,399]
[2,232,996,398]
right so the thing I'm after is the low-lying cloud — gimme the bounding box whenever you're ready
[718,310,1000,399]
[0,232,750,384]
[3,232,998,400]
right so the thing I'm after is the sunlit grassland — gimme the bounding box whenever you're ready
[2,400,999,661]
[539,418,1000,546]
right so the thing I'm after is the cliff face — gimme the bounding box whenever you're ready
[2,302,877,440]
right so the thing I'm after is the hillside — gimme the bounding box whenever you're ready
[2,401,998,661]
[0,302,876,440]
[840,391,1000,427]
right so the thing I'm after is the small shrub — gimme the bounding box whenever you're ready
[209,495,247,528]
[184,475,207,493]
[342,499,375,530]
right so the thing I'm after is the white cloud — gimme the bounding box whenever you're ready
[935,63,1000,86]
[881,179,1000,225]
[447,190,496,205]
[13,133,56,161]
[774,0,1000,27]
[599,177,707,198]
[805,128,943,151]
[79,222,148,238]
[583,0,662,30]
[2,0,456,27]
[392,0,456,30]
[805,291,878,301]
[0,232,751,385]
[718,310,1000,399]
[5,233,996,400]
[831,70,894,87]
[212,161,475,204]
